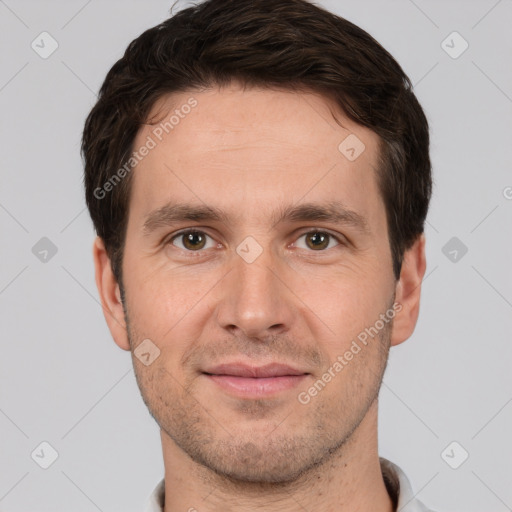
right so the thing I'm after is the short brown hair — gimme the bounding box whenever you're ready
[82,0,432,284]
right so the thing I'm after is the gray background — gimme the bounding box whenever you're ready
[1,0,511,510]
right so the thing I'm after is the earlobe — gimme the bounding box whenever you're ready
[390,234,427,347]
[92,237,131,351]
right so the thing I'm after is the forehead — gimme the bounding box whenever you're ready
[129,84,384,228]
[142,84,377,153]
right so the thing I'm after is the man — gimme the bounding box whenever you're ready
[83,0,435,510]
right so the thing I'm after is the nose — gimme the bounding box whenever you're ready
[214,243,296,341]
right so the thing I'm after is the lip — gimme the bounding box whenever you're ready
[202,362,309,398]
[203,362,307,378]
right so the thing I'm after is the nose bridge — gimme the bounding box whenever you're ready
[215,237,294,338]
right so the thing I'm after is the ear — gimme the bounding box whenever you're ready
[390,233,427,347]
[92,236,131,351]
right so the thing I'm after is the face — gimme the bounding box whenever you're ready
[112,83,401,483]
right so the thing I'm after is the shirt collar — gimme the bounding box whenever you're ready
[143,457,434,512]
[379,457,434,512]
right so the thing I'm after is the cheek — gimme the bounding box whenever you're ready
[297,264,391,350]
[124,261,218,354]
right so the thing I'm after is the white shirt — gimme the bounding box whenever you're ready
[143,457,436,512]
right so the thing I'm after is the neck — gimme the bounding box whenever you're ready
[160,400,394,512]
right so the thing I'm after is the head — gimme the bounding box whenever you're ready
[86,0,431,485]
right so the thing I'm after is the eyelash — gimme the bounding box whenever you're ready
[165,228,345,254]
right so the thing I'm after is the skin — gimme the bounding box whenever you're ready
[94,82,426,512]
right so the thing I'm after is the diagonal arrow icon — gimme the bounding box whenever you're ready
[236,236,263,263]
[35,39,46,48]
[31,441,59,469]
[445,39,455,48]
[134,339,161,366]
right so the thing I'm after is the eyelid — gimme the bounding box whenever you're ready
[295,227,346,241]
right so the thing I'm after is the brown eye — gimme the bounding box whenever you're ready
[296,231,340,251]
[171,230,213,251]
[306,232,329,250]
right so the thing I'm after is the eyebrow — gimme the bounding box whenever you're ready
[142,200,370,236]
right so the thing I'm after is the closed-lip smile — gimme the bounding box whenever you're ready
[202,362,309,397]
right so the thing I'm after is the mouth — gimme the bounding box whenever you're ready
[202,362,310,398]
